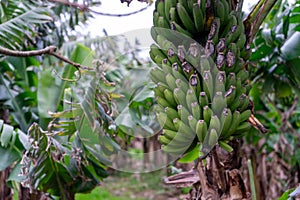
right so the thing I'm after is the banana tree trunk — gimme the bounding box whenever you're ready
[193,141,249,200]
[0,167,13,200]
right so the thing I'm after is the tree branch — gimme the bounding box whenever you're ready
[0,46,94,81]
[244,0,278,46]
[47,0,151,17]
[0,46,57,57]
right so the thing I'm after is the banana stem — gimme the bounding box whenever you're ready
[244,0,278,44]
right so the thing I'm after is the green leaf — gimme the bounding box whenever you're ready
[0,2,52,49]
[0,123,14,148]
[281,32,300,60]
[130,83,155,103]
[115,107,135,129]
[0,74,28,131]
[7,163,26,182]
[38,44,94,119]
[178,144,201,163]
[251,43,274,60]
[38,70,63,118]
[0,146,20,171]
[277,188,295,200]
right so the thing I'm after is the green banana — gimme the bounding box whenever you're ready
[178,0,189,10]
[218,140,233,152]
[214,71,226,93]
[220,0,230,20]
[150,44,167,63]
[186,89,198,112]
[157,111,176,131]
[208,18,221,44]
[173,118,196,139]
[203,105,213,125]
[230,93,246,111]
[221,12,237,38]
[157,34,176,51]
[199,91,209,107]
[236,33,246,49]
[237,69,249,83]
[189,73,201,95]
[225,85,236,106]
[171,63,182,79]
[164,89,177,107]
[202,128,218,155]
[177,3,197,34]
[226,43,237,68]
[158,16,170,29]
[193,3,205,33]
[158,135,172,146]
[174,87,188,108]
[227,110,241,137]
[156,82,168,93]
[175,79,189,93]
[199,56,211,74]
[205,40,215,58]
[212,91,227,116]
[239,109,251,122]
[150,68,166,84]
[177,104,190,125]
[187,43,201,68]
[216,38,226,53]
[156,0,166,18]
[239,95,250,111]
[191,102,201,120]
[227,24,242,44]
[216,0,225,24]
[162,61,173,75]
[162,129,177,141]
[220,108,232,137]
[208,115,221,134]
[170,21,193,37]
[152,55,164,67]
[188,115,198,133]
[196,119,208,142]
[153,11,160,27]
[226,72,236,90]
[157,96,171,108]
[199,0,206,14]
[166,73,177,90]
[182,62,194,78]
[154,87,164,99]
[152,0,255,155]
[177,45,186,63]
[169,7,179,22]
[187,0,197,12]
[202,70,214,101]
[165,0,177,22]
[216,53,226,70]
[232,122,251,136]
[167,47,178,63]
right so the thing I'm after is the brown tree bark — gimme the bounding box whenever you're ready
[0,168,13,200]
[193,140,250,200]
[0,108,13,200]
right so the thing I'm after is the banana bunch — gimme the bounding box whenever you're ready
[150,0,253,155]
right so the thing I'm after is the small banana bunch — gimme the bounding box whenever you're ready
[150,0,253,155]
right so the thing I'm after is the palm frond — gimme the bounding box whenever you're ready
[0,119,29,171]
[0,0,52,49]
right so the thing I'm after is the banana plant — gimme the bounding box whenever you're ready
[149,0,281,198]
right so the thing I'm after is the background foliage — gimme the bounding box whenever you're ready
[0,0,299,199]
